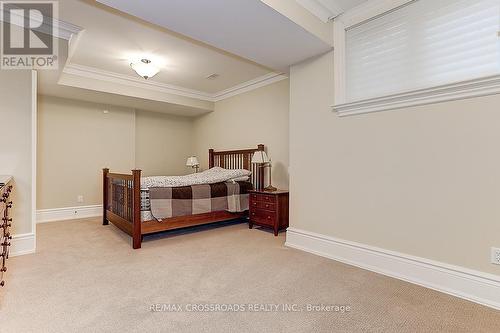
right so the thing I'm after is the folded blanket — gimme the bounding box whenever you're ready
[141,167,251,189]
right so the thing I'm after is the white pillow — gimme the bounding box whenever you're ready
[229,176,250,182]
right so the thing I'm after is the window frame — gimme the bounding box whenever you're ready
[332,0,500,116]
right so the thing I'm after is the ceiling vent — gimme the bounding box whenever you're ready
[205,73,220,80]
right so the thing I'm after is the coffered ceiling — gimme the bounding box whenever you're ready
[38,39,212,116]
[37,0,349,115]
[59,0,277,92]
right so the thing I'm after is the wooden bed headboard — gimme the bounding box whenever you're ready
[209,144,265,190]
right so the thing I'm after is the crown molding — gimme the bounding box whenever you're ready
[63,63,215,101]
[295,0,342,22]
[212,72,288,101]
[336,0,413,27]
[0,5,83,40]
[57,20,83,41]
[296,0,411,26]
[62,63,288,103]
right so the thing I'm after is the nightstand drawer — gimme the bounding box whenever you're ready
[260,194,276,203]
[250,193,276,203]
[250,200,276,211]
[250,209,276,226]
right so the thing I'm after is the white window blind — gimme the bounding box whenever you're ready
[345,0,500,103]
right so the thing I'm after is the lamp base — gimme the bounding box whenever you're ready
[263,185,277,192]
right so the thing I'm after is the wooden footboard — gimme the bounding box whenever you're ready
[103,168,142,249]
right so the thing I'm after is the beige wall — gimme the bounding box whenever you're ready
[193,79,290,190]
[135,110,194,177]
[37,96,135,209]
[289,51,500,275]
[37,97,195,209]
[0,70,35,235]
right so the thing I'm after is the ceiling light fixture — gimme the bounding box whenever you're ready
[130,58,159,80]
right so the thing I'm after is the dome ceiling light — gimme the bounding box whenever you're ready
[130,58,159,80]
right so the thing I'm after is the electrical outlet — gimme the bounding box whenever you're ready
[491,247,500,265]
[77,195,84,203]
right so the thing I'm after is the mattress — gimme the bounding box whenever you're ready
[141,181,252,222]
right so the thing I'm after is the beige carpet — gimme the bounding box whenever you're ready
[1,218,499,333]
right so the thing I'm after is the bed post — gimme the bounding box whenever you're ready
[208,149,214,168]
[102,168,109,225]
[257,144,265,190]
[132,169,142,249]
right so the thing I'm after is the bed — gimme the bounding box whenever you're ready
[102,145,265,249]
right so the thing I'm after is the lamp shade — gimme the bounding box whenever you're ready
[186,156,199,167]
[251,151,269,164]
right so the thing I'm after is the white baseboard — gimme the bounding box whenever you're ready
[36,205,102,223]
[285,228,500,310]
[10,233,36,257]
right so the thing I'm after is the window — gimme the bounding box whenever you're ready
[333,0,500,116]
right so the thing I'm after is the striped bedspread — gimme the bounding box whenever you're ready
[148,181,252,222]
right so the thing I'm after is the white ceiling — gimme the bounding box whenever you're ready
[95,0,333,71]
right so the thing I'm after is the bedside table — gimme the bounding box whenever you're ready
[248,190,289,236]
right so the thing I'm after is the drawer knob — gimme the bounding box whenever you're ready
[0,281,4,287]
[267,216,271,219]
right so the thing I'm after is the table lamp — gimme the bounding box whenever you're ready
[186,156,200,173]
[251,150,277,191]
